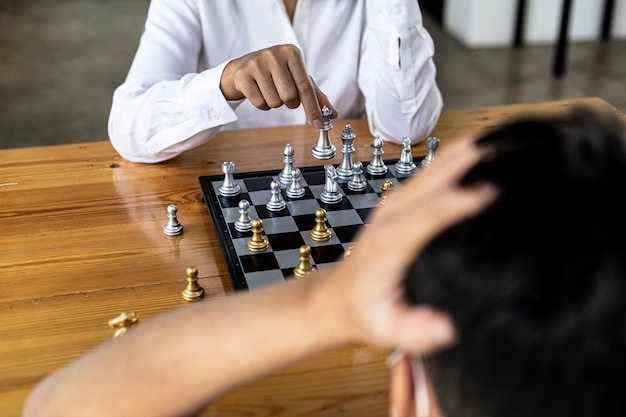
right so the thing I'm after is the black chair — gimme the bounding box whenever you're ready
[513,0,616,77]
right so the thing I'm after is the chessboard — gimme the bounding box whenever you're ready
[199,153,430,291]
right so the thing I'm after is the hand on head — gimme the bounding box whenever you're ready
[319,136,497,356]
[220,44,338,129]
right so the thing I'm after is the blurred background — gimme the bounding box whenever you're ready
[0,0,624,149]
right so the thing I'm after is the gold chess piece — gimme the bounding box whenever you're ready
[378,180,396,205]
[182,266,205,302]
[310,208,332,242]
[293,245,317,279]
[108,311,139,339]
[247,218,269,252]
[343,245,354,259]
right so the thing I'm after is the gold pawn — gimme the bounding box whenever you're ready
[108,311,139,339]
[310,208,332,242]
[247,218,269,252]
[182,266,205,302]
[293,245,317,279]
[378,180,396,205]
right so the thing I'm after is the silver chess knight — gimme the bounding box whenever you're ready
[311,106,336,160]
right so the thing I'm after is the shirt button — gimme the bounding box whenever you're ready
[393,6,403,15]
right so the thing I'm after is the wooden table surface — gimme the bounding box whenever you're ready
[1,97,622,417]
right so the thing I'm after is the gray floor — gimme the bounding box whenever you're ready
[1,0,624,149]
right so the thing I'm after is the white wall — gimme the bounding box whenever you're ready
[443,0,626,48]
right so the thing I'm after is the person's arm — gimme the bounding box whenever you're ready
[23,138,494,417]
[359,0,443,145]
[108,0,240,163]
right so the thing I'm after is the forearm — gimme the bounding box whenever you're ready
[108,67,239,163]
[23,271,348,417]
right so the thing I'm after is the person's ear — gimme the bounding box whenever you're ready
[389,351,416,417]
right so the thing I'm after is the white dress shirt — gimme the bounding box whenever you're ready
[108,0,443,163]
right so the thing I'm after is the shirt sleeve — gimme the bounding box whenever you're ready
[107,0,239,163]
[359,0,443,145]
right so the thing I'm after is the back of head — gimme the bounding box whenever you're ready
[404,107,626,417]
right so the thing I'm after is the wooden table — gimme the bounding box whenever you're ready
[1,98,621,417]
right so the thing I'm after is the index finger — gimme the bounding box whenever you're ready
[286,57,326,127]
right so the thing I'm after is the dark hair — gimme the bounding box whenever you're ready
[404,107,626,417]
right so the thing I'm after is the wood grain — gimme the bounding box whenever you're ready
[0,98,622,417]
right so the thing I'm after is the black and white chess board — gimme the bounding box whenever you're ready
[199,156,427,291]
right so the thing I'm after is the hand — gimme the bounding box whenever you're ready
[317,136,497,355]
[220,44,338,129]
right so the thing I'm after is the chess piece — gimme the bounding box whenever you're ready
[247,218,269,252]
[347,161,367,192]
[218,161,240,196]
[421,137,440,168]
[336,124,356,182]
[163,204,184,236]
[234,199,252,232]
[278,144,300,187]
[320,164,343,204]
[266,180,286,211]
[311,106,336,160]
[293,245,317,279]
[286,168,305,199]
[378,179,396,205]
[182,266,205,302]
[108,311,139,339]
[367,136,388,176]
[310,208,332,242]
[343,245,354,259]
[395,137,417,176]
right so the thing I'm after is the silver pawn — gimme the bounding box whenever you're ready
[320,164,343,204]
[163,204,183,236]
[286,168,305,199]
[395,137,417,176]
[311,106,336,160]
[336,124,356,183]
[421,137,440,168]
[266,180,286,212]
[218,161,240,196]
[366,136,388,176]
[278,144,300,187]
[347,161,367,192]
[234,199,252,232]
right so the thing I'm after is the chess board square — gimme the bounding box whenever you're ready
[267,231,306,251]
[301,171,325,185]
[345,193,380,209]
[222,205,260,224]
[325,209,363,227]
[261,216,299,235]
[356,208,373,223]
[286,199,321,216]
[218,192,251,209]
[254,204,291,219]
[309,244,345,264]
[244,270,285,289]
[243,177,278,192]
[333,224,362,243]
[247,189,273,206]
[240,252,279,273]
[274,247,315,269]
